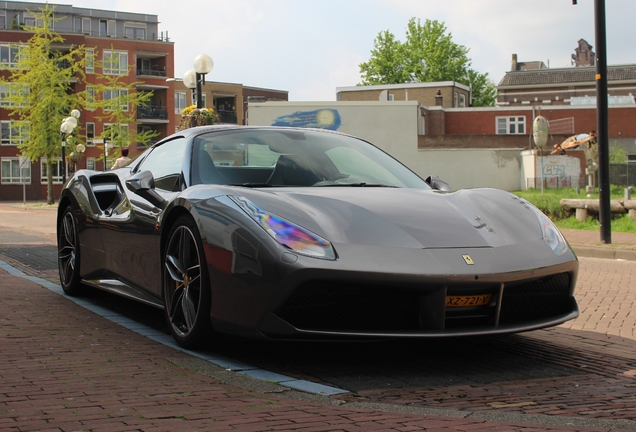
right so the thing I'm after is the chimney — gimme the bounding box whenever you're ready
[435,90,443,106]
[511,54,518,71]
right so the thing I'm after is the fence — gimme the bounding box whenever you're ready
[527,164,636,190]
[608,163,636,187]
[526,176,585,190]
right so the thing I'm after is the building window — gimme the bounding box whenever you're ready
[124,22,146,40]
[1,157,31,184]
[86,48,94,74]
[0,84,7,107]
[86,157,96,170]
[41,158,63,184]
[0,83,30,107]
[0,11,6,30]
[23,14,35,27]
[86,122,95,146]
[74,17,91,34]
[0,43,26,69]
[103,50,128,75]
[103,88,129,111]
[104,123,130,141]
[86,85,96,110]
[175,92,186,114]
[99,19,115,37]
[496,116,526,134]
[454,92,458,107]
[459,94,466,107]
[1,121,28,146]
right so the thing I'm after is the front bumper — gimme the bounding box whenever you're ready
[209,239,579,340]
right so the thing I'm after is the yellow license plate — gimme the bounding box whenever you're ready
[446,294,492,308]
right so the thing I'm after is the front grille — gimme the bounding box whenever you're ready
[274,273,575,333]
[276,282,421,331]
[498,273,573,325]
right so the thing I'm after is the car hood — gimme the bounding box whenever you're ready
[222,187,544,249]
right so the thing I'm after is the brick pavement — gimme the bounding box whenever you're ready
[1,202,636,430]
[5,266,628,431]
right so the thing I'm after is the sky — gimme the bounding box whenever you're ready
[19,0,636,101]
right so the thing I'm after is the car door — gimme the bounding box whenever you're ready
[99,137,187,297]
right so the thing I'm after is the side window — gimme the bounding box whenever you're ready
[137,137,186,191]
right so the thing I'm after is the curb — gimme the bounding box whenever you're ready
[572,245,636,261]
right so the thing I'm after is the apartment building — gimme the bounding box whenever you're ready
[0,1,175,201]
[172,80,288,131]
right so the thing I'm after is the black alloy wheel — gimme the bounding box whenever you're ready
[163,215,212,348]
[58,206,83,295]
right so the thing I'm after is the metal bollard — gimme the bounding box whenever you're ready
[625,187,633,201]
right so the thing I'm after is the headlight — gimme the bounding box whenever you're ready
[229,196,336,260]
[529,205,568,255]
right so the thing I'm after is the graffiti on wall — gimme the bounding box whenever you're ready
[538,155,582,188]
[271,109,341,130]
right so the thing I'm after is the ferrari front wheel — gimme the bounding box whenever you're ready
[163,216,213,348]
[58,206,83,296]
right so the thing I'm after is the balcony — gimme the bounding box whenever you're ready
[137,105,167,121]
[136,68,167,77]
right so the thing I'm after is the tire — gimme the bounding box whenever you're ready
[58,206,83,296]
[163,215,213,348]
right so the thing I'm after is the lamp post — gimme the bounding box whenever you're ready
[60,109,80,184]
[103,136,109,171]
[183,54,214,109]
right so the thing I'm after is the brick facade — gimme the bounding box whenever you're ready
[0,1,174,201]
[337,82,470,108]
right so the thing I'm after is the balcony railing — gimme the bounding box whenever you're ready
[137,68,167,77]
[137,105,167,120]
[1,23,170,42]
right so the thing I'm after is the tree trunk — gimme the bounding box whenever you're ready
[560,199,626,214]
[47,160,54,205]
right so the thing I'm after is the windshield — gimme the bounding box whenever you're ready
[191,129,430,189]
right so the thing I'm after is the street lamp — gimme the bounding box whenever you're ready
[183,54,214,109]
[103,136,112,171]
[60,109,80,184]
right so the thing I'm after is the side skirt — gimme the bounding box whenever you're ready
[83,279,164,309]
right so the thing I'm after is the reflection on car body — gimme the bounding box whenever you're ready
[57,125,579,348]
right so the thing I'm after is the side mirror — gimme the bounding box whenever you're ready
[425,175,452,192]
[125,170,167,209]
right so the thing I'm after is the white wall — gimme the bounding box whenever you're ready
[521,149,583,190]
[248,101,523,191]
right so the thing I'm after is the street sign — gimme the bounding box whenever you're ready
[19,156,29,169]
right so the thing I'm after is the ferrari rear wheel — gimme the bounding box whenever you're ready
[58,206,83,296]
[163,215,213,348]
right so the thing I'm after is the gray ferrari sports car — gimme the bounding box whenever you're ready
[57,125,579,348]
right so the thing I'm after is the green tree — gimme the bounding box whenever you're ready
[0,4,85,204]
[89,47,158,167]
[359,30,409,85]
[359,18,497,107]
[609,144,628,164]
[465,69,497,107]
[402,18,469,83]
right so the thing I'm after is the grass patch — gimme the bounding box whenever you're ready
[512,186,636,233]
[555,215,636,233]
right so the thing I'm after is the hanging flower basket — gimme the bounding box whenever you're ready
[179,105,219,130]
